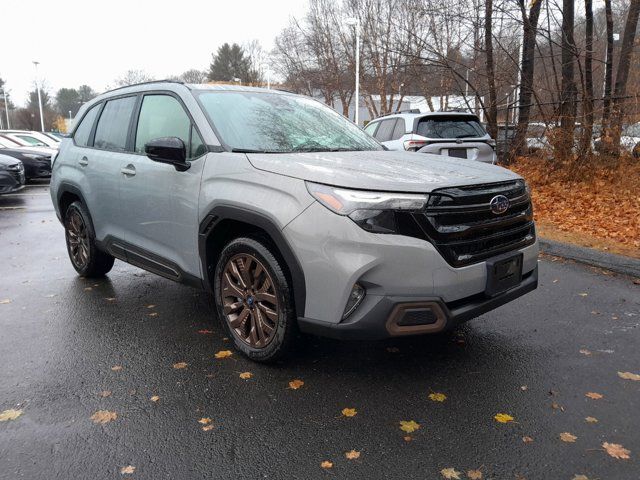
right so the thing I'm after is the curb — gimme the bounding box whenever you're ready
[539,238,640,278]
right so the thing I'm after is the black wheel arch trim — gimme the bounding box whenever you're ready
[55,182,88,222]
[198,205,307,317]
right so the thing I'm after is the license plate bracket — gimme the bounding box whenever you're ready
[448,148,467,159]
[485,253,523,297]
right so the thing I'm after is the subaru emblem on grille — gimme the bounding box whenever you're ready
[489,194,510,214]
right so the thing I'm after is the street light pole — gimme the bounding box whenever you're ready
[1,89,9,129]
[345,18,360,126]
[33,61,45,132]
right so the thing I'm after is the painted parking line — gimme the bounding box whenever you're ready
[2,193,50,197]
[0,206,27,211]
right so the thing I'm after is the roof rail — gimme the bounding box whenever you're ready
[103,79,185,95]
[438,107,471,113]
[374,108,421,120]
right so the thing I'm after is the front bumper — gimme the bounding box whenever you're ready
[0,170,26,194]
[298,265,537,340]
[284,200,538,339]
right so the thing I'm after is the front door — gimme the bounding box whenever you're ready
[118,93,207,279]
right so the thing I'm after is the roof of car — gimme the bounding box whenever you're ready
[369,110,480,123]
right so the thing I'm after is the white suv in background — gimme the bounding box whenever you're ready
[364,110,496,163]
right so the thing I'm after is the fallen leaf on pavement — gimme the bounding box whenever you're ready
[214,350,233,359]
[148,312,158,317]
[585,392,603,399]
[0,409,23,421]
[105,297,116,301]
[399,420,420,433]
[403,436,413,442]
[288,379,304,389]
[120,466,135,474]
[146,304,156,309]
[0,299,11,304]
[91,410,117,424]
[320,460,333,469]
[494,413,514,423]
[345,450,360,460]
[441,467,461,479]
[150,395,160,402]
[239,372,253,379]
[617,371,640,381]
[99,390,112,398]
[579,349,592,355]
[467,470,483,480]
[111,365,123,372]
[198,417,212,425]
[602,442,630,459]
[560,432,577,443]
[579,293,588,297]
[386,347,400,353]
[342,408,357,417]
[429,392,447,402]
[572,475,589,480]
[522,436,534,443]
[202,424,214,431]
[585,416,598,423]
[173,362,187,369]
[198,329,214,334]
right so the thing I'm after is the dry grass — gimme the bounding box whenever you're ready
[509,155,640,258]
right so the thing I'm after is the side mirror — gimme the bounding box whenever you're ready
[144,137,190,171]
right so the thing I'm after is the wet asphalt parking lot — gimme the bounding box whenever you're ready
[0,183,639,480]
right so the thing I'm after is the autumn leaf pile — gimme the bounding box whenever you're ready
[510,156,640,254]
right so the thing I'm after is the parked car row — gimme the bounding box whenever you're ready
[0,130,58,186]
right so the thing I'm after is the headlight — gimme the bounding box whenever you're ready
[306,181,428,233]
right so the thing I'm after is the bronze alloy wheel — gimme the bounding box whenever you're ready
[221,253,279,348]
[67,210,90,269]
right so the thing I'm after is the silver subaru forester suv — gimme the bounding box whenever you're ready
[50,82,538,362]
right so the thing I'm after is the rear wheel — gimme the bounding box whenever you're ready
[64,201,114,277]
[213,237,296,362]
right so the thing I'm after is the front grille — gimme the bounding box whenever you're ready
[404,180,535,267]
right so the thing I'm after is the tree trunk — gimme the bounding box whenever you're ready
[579,0,594,157]
[607,0,640,155]
[558,0,577,162]
[510,0,544,160]
[601,0,614,132]
[484,0,498,140]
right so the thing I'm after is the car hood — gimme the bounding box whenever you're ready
[246,150,520,193]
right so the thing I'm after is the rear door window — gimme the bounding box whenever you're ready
[392,118,406,139]
[94,96,137,151]
[374,119,397,142]
[73,104,101,147]
[416,116,486,139]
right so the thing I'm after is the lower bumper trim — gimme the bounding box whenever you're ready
[298,265,538,340]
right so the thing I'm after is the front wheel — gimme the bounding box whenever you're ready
[213,237,296,362]
[64,201,115,277]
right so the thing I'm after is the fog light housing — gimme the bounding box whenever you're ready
[342,283,365,319]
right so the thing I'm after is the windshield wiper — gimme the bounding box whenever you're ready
[231,148,276,153]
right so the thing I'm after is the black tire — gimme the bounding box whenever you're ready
[213,237,296,362]
[64,201,115,278]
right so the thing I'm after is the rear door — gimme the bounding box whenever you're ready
[373,118,399,149]
[85,95,138,242]
[118,92,207,279]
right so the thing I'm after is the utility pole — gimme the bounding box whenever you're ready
[345,18,360,125]
[33,61,45,132]
[1,89,9,129]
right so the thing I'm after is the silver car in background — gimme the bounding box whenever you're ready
[363,110,497,163]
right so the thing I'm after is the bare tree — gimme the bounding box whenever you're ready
[607,0,640,154]
[510,0,544,159]
[115,69,153,87]
[484,0,498,139]
[579,0,595,156]
[558,0,577,161]
[601,0,614,131]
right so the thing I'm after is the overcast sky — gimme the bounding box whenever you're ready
[3,0,308,107]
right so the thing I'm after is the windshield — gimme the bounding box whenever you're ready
[196,91,382,153]
[416,115,486,139]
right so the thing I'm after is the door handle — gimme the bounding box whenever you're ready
[78,156,89,166]
[121,165,136,176]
